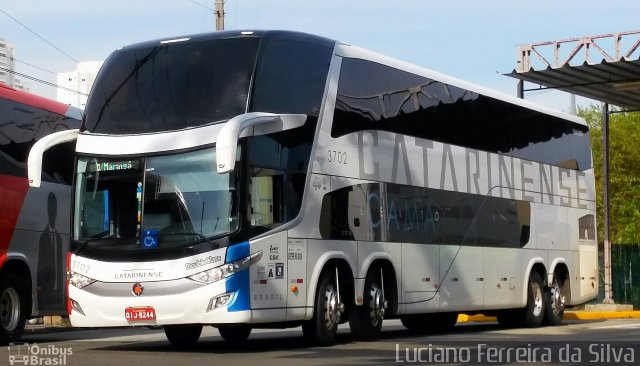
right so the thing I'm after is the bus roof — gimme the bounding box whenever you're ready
[119,30,333,52]
[109,30,586,128]
[0,83,83,120]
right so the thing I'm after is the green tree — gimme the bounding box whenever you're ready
[578,105,640,244]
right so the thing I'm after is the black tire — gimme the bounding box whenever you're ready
[544,274,565,326]
[0,273,28,345]
[524,272,545,328]
[218,324,251,342]
[349,268,386,340]
[164,324,203,346]
[302,271,341,346]
[400,313,457,333]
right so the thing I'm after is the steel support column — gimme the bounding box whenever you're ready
[517,80,524,99]
[602,103,614,304]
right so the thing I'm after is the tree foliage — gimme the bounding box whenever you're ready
[578,105,640,244]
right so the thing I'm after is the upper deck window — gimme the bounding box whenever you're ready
[333,58,592,171]
[83,37,260,134]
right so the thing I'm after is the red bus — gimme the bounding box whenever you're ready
[0,83,81,343]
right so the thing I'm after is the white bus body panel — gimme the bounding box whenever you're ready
[400,243,439,313]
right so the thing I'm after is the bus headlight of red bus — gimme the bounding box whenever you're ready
[187,250,262,284]
[68,271,97,289]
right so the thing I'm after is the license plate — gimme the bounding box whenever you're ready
[125,307,156,321]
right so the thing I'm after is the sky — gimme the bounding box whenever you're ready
[1,0,639,113]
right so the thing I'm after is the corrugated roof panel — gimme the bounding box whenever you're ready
[507,58,640,110]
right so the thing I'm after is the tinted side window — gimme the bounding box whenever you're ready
[319,183,381,241]
[320,182,530,248]
[246,121,316,236]
[251,38,333,116]
[0,98,78,178]
[333,58,591,170]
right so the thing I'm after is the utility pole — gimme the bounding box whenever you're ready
[215,1,225,31]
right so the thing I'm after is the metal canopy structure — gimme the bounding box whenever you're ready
[507,30,640,110]
[507,30,640,305]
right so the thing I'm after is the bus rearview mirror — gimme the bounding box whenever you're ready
[27,129,80,187]
[216,112,306,174]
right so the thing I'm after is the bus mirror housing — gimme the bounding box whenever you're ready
[28,129,79,187]
[216,112,306,173]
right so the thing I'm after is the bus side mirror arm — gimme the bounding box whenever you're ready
[216,112,307,174]
[28,129,79,187]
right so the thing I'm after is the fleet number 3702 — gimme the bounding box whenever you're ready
[328,150,347,164]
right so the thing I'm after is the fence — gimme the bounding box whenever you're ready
[595,243,640,308]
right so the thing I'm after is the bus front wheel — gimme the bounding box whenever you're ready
[164,324,202,346]
[0,273,27,345]
[218,324,251,342]
[349,267,387,340]
[302,270,342,346]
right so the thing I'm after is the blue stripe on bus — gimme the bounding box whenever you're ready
[103,190,109,231]
[225,241,250,312]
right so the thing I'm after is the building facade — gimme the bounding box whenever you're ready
[0,38,16,87]
[57,61,103,109]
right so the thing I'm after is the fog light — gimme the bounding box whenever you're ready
[208,293,233,311]
[70,299,85,316]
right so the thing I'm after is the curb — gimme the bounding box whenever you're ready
[23,311,640,335]
[457,311,640,323]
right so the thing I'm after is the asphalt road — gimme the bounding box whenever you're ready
[3,319,640,366]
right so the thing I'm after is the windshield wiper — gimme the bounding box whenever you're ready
[72,237,116,256]
[155,232,220,249]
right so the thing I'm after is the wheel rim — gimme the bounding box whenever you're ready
[368,283,385,327]
[531,281,543,317]
[323,284,341,330]
[1,287,20,331]
[550,280,565,315]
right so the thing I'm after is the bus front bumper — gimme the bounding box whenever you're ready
[67,277,251,327]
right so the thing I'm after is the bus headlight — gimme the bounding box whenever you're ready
[68,271,97,289]
[188,250,262,284]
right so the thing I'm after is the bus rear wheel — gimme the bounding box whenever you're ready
[218,324,251,342]
[0,273,27,344]
[164,324,202,346]
[350,267,387,340]
[544,274,565,325]
[524,272,545,327]
[302,270,343,346]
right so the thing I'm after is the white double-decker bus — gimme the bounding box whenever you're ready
[28,30,597,345]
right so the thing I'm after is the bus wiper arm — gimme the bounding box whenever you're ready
[73,236,114,256]
[156,232,220,249]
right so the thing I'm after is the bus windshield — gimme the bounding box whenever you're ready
[73,147,239,255]
[83,36,260,134]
